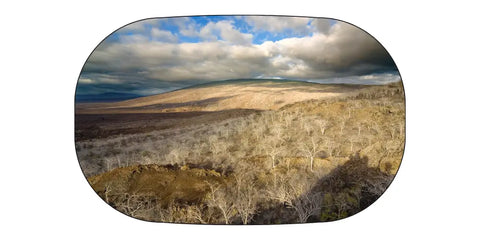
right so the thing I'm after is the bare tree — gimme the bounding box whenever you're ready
[267,174,322,223]
[348,135,361,153]
[388,122,398,140]
[252,122,267,142]
[191,142,206,163]
[398,122,404,140]
[270,123,284,139]
[262,135,285,169]
[185,205,208,224]
[233,175,259,224]
[356,121,363,136]
[208,135,227,157]
[339,116,348,134]
[205,182,237,224]
[166,148,186,165]
[377,140,401,170]
[157,203,202,223]
[156,204,176,223]
[298,134,323,172]
[314,119,329,135]
[238,135,252,157]
[103,156,120,171]
[282,111,294,127]
[266,175,297,206]
[117,193,154,219]
[103,182,114,204]
[322,137,332,158]
[290,192,323,223]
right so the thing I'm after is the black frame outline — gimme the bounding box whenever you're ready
[74,14,406,225]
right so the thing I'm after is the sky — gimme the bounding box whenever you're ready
[77,16,400,96]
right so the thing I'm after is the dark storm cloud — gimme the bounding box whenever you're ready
[78,17,399,95]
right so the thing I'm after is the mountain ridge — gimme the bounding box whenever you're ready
[76,79,370,114]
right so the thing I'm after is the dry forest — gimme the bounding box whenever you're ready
[75,80,405,224]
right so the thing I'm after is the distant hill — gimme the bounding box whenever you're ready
[75,92,144,103]
[75,79,369,114]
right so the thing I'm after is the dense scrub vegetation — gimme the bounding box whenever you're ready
[76,82,404,223]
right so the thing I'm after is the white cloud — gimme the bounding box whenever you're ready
[78,75,123,85]
[245,16,311,33]
[179,25,197,37]
[118,34,149,43]
[310,19,332,33]
[95,76,123,84]
[151,28,177,42]
[78,78,94,84]
[171,17,199,37]
[215,21,253,45]
[272,21,393,76]
[359,73,400,83]
[198,20,253,45]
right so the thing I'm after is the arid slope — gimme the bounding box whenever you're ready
[76,80,367,114]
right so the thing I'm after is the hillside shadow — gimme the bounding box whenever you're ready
[134,96,235,110]
[75,108,262,141]
[252,153,394,224]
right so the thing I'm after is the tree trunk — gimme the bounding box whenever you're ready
[221,209,230,224]
[310,156,314,172]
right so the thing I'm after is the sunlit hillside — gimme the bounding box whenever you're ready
[75,80,404,223]
[76,80,369,114]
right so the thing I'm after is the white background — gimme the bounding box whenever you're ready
[1,1,479,239]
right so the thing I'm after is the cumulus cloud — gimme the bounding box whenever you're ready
[310,19,332,33]
[245,16,311,34]
[198,20,253,45]
[118,34,149,43]
[272,21,394,77]
[79,17,399,95]
[115,21,146,33]
[151,28,178,42]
